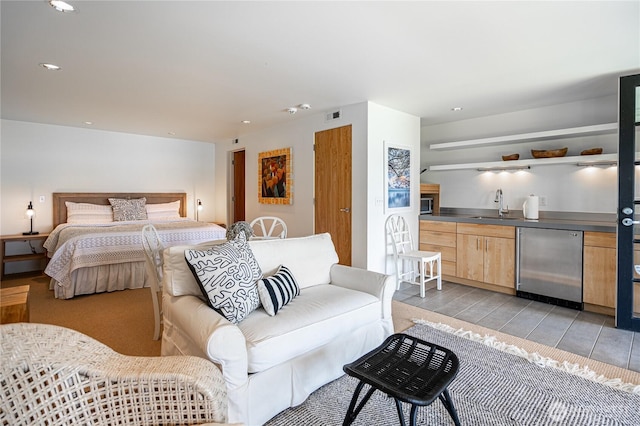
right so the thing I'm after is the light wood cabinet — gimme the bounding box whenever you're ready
[456,223,515,289]
[419,220,456,276]
[583,232,617,310]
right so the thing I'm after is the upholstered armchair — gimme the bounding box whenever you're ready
[0,323,233,426]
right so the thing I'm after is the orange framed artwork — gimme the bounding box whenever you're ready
[258,147,293,205]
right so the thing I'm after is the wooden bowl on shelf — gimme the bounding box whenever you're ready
[580,147,603,156]
[501,154,519,161]
[531,147,568,158]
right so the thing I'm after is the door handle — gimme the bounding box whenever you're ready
[340,208,351,213]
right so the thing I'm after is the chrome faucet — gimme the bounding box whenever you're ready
[495,189,509,218]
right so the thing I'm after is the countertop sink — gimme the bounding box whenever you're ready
[470,216,519,220]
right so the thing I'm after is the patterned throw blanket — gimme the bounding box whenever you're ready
[44,219,226,287]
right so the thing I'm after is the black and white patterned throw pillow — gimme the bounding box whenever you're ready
[108,197,148,221]
[257,265,300,316]
[185,234,262,323]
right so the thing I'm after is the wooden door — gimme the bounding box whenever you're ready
[484,237,515,288]
[233,150,245,222]
[456,234,483,281]
[315,125,352,265]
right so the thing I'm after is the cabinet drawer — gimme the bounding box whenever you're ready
[442,260,456,277]
[457,223,515,239]
[420,220,456,233]
[584,231,616,248]
[420,230,456,248]
[419,243,456,262]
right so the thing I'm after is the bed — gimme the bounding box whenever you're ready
[44,192,227,299]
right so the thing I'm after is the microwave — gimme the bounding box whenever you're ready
[420,196,433,215]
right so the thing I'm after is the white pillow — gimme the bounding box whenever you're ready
[185,235,263,324]
[65,201,114,224]
[146,200,181,221]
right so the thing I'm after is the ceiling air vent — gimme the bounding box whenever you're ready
[325,109,341,122]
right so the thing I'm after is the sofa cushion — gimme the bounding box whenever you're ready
[257,265,300,316]
[185,236,263,324]
[248,233,338,289]
[163,240,227,298]
[239,284,380,373]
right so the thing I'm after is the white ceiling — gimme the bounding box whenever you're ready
[2,1,639,144]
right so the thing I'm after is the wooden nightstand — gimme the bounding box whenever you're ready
[1,233,50,280]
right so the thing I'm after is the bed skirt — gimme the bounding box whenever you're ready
[50,261,150,299]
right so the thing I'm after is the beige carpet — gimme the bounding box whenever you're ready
[3,275,639,386]
[2,276,161,357]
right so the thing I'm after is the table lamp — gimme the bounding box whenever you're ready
[23,201,39,235]
[196,199,203,222]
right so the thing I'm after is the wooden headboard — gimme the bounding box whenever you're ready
[52,192,188,228]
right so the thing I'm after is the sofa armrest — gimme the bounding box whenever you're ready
[329,264,395,319]
[164,295,249,390]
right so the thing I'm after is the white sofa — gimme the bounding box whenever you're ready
[161,233,395,426]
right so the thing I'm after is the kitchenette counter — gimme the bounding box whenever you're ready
[420,209,617,233]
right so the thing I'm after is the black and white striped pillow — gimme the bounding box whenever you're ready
[257,265,300,316]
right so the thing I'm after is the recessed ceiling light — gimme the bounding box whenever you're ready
[40,63,61,71]
[241,120,251,124]
[168,132,176,136]
[49,1,75,12]
[287,107,297,114]
[451,107,463,112]
[83,121,93,125]
[299,104,311,110]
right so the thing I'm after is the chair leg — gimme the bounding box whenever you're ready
[419,260,426,298]
[152,289,161,341]
[436,255,442,290]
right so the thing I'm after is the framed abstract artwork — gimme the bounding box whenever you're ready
[258,147,293,205]
[385,142,411,212]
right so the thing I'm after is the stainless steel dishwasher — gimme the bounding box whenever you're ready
[516,227,583,310]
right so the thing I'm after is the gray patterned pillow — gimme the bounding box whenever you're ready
[108,197,148,221]
[185,234,263,323]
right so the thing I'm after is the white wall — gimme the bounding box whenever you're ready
[214,102,420,273]
[1,120,217,235]
[420,96,622,214]
[366,103,421,272]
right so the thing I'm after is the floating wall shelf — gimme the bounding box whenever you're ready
[429,123,618,151]
[428,153,619,172]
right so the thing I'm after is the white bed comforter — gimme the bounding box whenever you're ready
[44,219,226,290]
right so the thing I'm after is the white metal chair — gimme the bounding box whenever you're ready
[385,214,442,297]
[141,224,164,340]
[249,216,288,239]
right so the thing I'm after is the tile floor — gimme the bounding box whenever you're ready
[393,280,640,373]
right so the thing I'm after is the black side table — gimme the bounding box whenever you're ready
[343,333,461,426]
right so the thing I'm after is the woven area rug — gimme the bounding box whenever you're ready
[266,322,640,426]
